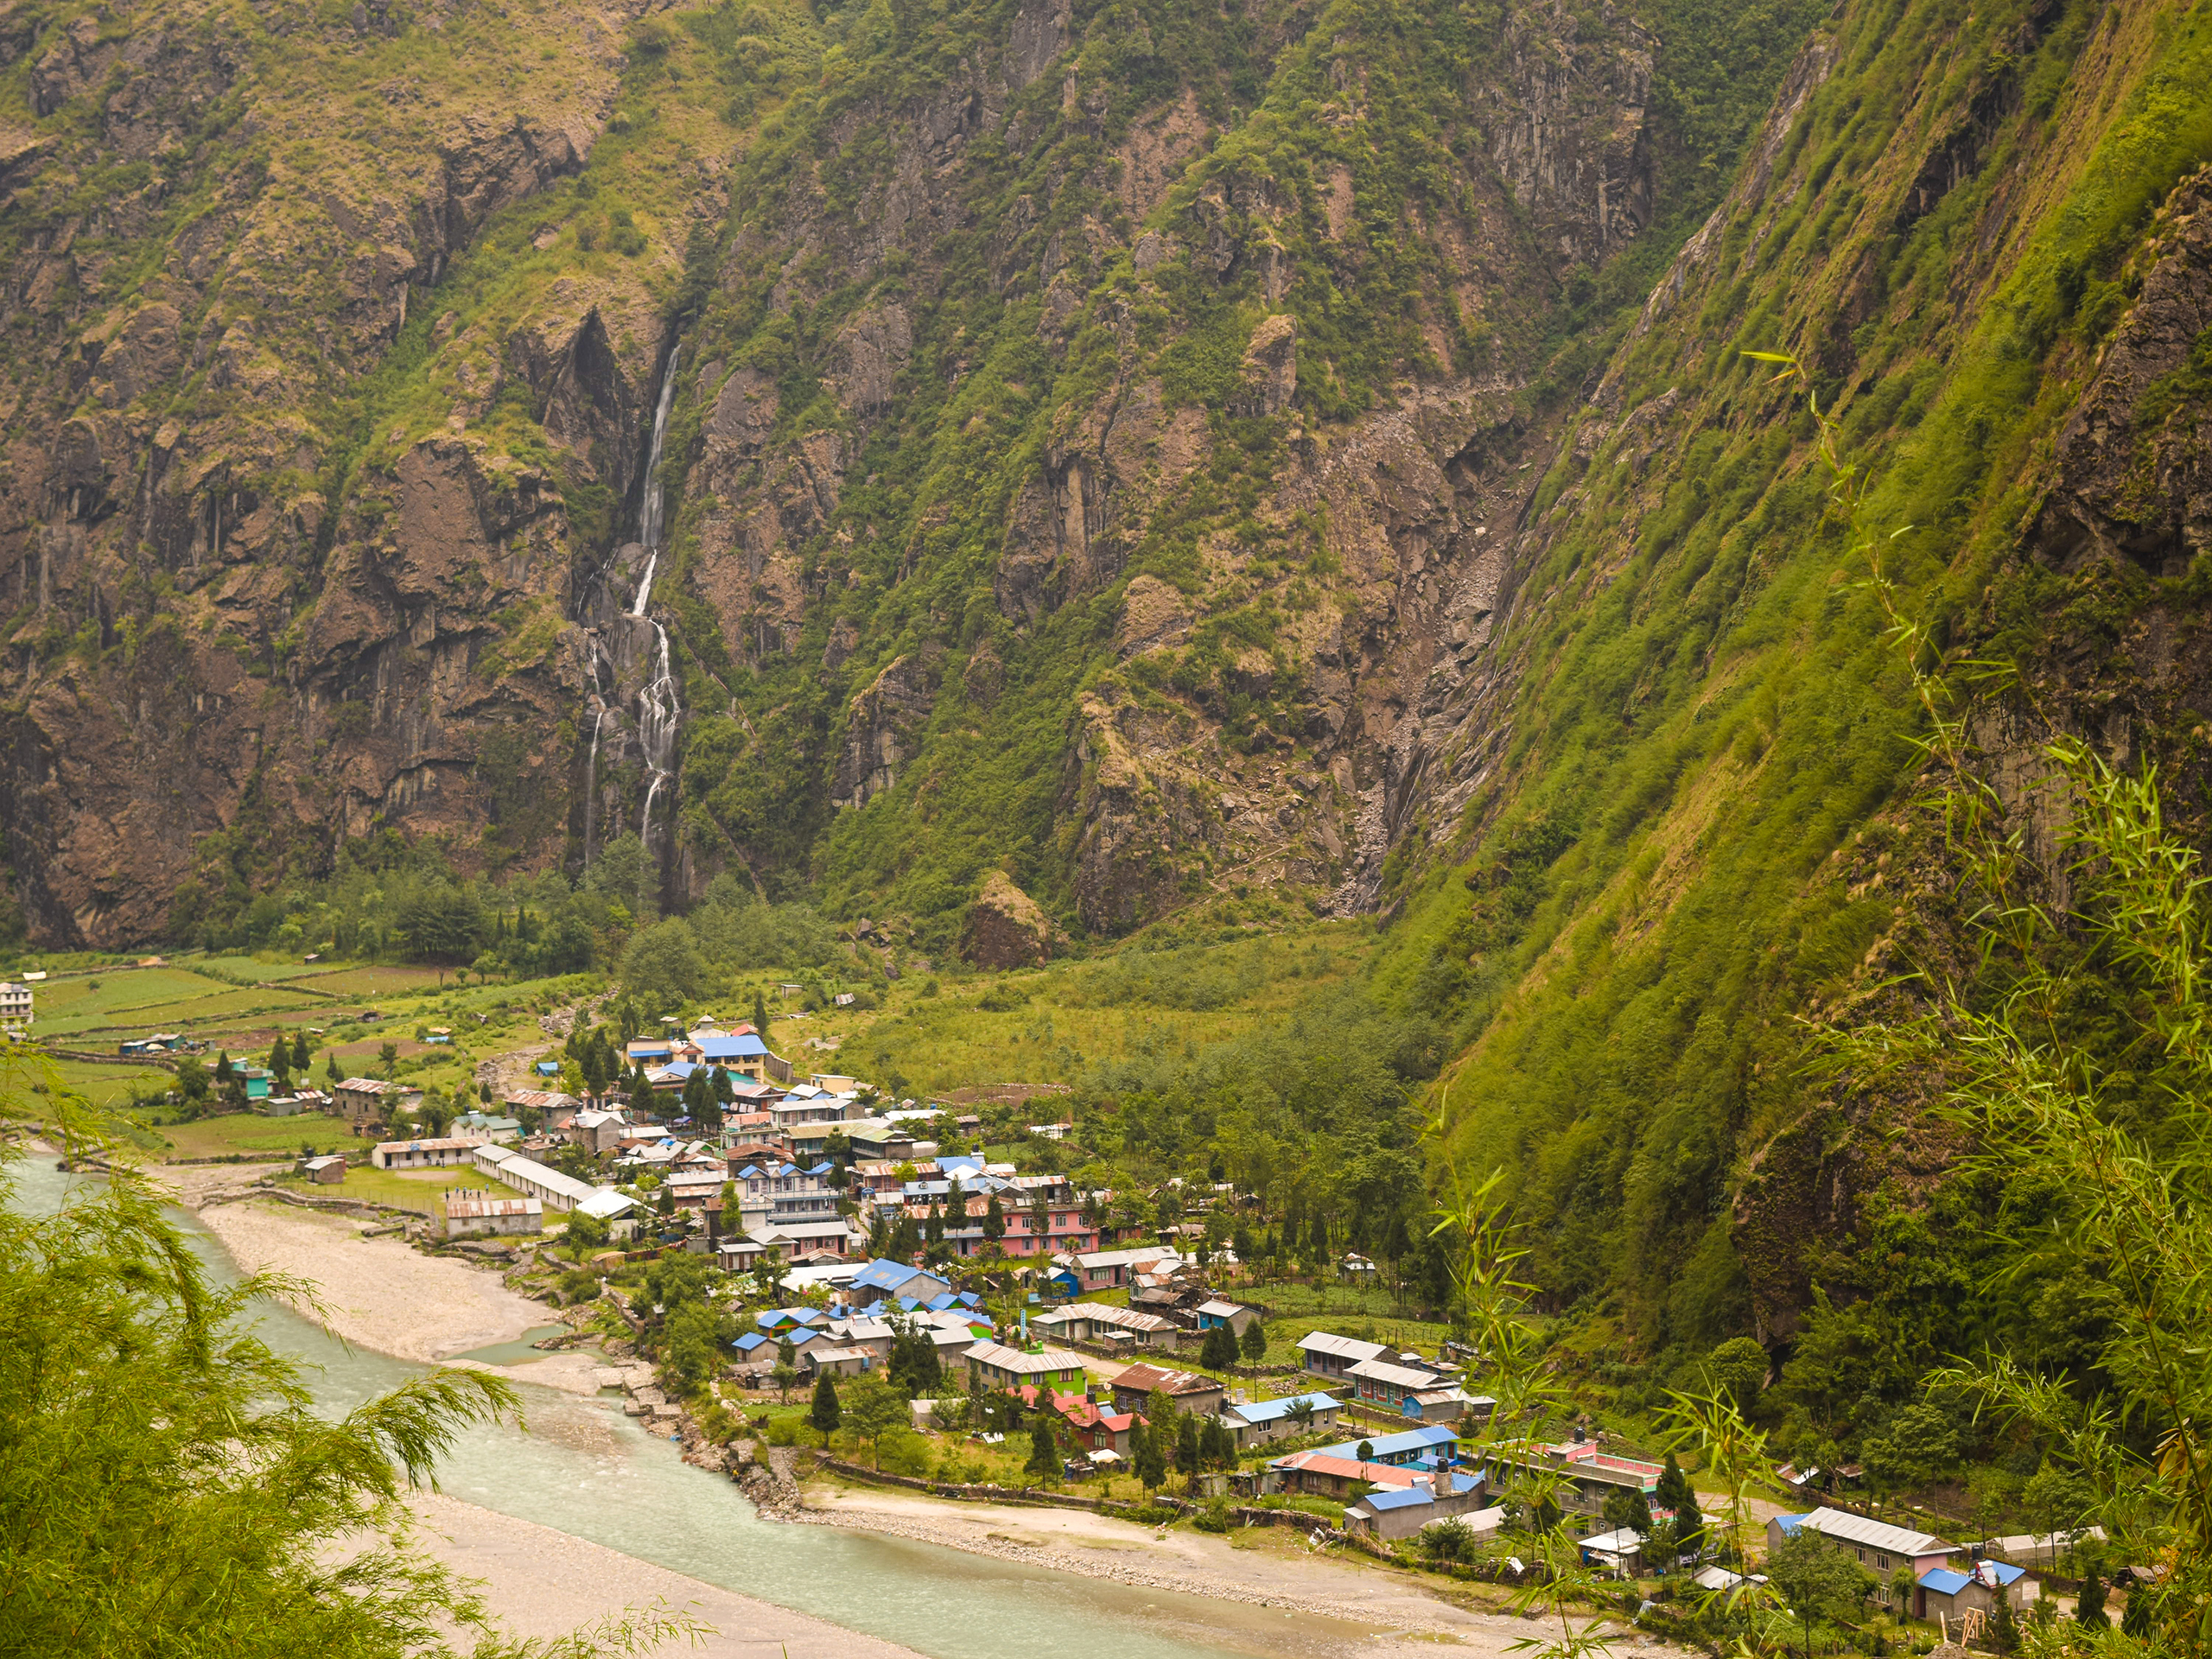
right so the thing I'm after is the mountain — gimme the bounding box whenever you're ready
[0,0,1817,949]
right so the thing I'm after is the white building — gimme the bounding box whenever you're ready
[371,1135,486,1170]
[0,981,33,1029]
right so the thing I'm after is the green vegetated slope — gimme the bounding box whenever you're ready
[648,0,1828,950]
[1382,0,2212,1365]
[1,0,1831,950]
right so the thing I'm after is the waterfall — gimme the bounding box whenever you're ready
[630,347,683,875]
[630,352,680,616]
[636,620,682,860]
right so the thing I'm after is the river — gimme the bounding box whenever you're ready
[10,1158,1358,1659]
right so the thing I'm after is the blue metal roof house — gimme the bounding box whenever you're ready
[1316,1423,1459,1467]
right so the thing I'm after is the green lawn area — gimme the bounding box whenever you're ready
[192,955,347,981]
[770,920,1376,1097]
[269,1161,518,1217]
[149,1111,359,1162]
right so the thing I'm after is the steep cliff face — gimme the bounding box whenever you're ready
[3,0,1812,949]
[1388,0,2212,1348]
[0,0,729,942]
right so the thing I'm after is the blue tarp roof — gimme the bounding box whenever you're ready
[730,1332,769,1351]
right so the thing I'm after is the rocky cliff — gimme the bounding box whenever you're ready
[0,0,1818,949]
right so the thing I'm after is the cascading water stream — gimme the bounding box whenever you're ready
[630,350,683,868]
[629,353,680,617]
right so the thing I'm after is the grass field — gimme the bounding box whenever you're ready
[296,966,454,996]
[192,956,347,981]
[761,921,1376,1097]
[269,1161,515,1216]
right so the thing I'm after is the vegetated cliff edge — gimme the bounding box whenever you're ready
[1382,0,2212,1366]
[0,0,1815,948]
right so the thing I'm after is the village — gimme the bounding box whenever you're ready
[188,1002,2115,1656]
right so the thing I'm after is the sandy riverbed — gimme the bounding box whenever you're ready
[796,1484,1586,1656]
[182,1187,610,1395]
[407,1491,923,1658]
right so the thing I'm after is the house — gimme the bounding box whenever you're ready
[0,981,34,1027]
[1268,1450,1432,1500]
[1315,1424,1459,1469]
[624,1038,675,1066]
[847,1259,952,1307]
[1344,1355,1452,1406]
[715,1237,772,1273]
[238,1067,274,1101]
[443,1190,543,1238]
[1297,1332,1389,1380]
[690,1030,792,1084]
[1580,1528,1647,1575]
[1404,1386,1493,1424]
[1222,1392,1344,1449]
[1342,1476,1494,1541]
[1195,1300,1258,1337]
[1917,1560,2038,1624]
[568,1109,627,1155]
[505,1090,582,1131]
[966,1341,1089,1395]
[748,1217,867,1258]
[1032,1302,1182,1351]
[804,1345,874,1378]
[371,1135,486,1170]
[1056,1397,1146,1457]
[1109,1363,1224,1420]
[297,1154,346,1184]
[1064,1246,1186,1292]
[1769,1510,1957,1615]
[467,1144,604,1214]
[334,1077,423,1133]
[452,1111,523,1143]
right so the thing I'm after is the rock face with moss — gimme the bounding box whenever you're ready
[3,0,2207,1004]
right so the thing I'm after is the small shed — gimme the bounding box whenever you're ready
[299,1154,346,1185]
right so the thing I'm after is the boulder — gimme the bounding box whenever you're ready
[962,872,1061,969]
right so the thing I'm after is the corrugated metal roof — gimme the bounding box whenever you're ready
[1296,1332,1389,1363]
[1797,1507,1953,1557]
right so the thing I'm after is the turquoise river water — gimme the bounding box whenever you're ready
[12,1157,1363,1659]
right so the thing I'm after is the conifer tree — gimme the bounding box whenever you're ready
[810,1371,841,1437]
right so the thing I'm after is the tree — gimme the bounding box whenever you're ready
[376,1041,398,1076]
[1026,1415,1060,1481]
[771,1362,797,1406]
[1200,1414,1234,1468]
[658,1303,722,1398]
[174,1056,210,1112]
[2077,1569,2108,1628]
[1990,1581,2020,1656]
[0,1105,693,1656]
[1654,1452,1703,1560]
[1602,1484,1653,1536]
[1767,1529,1871,1659]
[1707,1338,1767,1415]
[843,1374,906,1469]
[1860,1402,1960,1493]
[1285,1395,1316,1435]
[810,1372,842,1438]
[752,987,769,1033]
[1133,1417,1167,1495]
[1174,1410,1200,1477]
[1199,1323,1238,1373]
[1241,1319,1268,1368]
[983,1194,1006,1243]
[620,919,709,1014]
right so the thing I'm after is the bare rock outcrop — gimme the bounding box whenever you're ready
[961,872,1061,968]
